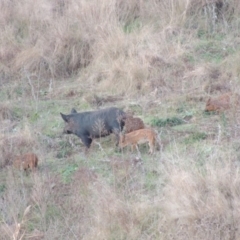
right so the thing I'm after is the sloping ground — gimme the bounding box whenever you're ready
[1,0,240,239]
[1,78,240,239]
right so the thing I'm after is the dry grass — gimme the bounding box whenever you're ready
[1,0,239,96]
[0,124,37,168]
[160,160,240,239]
[1,0,240,239]
[0,103,14,121]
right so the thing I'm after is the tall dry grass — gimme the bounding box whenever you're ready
[160,160,240,239]
[1,0,240,96]
[2,143,240,239]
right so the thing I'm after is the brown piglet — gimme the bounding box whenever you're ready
[13,153,38,172]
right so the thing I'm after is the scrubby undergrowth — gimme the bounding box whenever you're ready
[1,0,240,239]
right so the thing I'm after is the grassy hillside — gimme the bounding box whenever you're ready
[1,0,240,239]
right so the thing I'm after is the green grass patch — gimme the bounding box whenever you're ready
[144,171,159,191]
[56,140,74,159]
[172,123,196,132]
[184,132,208,144]
[127,103,143,115]
[0,184,6,194]
[12,106,23,119]
[150,117,184,127]
[203,110,217,116]
[59,163,78,183]
[0,90,8,101]
[123,18,142,34]
[29,112,40,123]
[195,40,234,63]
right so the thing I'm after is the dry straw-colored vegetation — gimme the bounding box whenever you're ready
[1,0,240,239]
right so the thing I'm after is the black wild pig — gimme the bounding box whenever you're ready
[60,107,126,152]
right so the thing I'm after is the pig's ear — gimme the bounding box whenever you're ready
[71,108,77,114]
[60,113,70,122]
